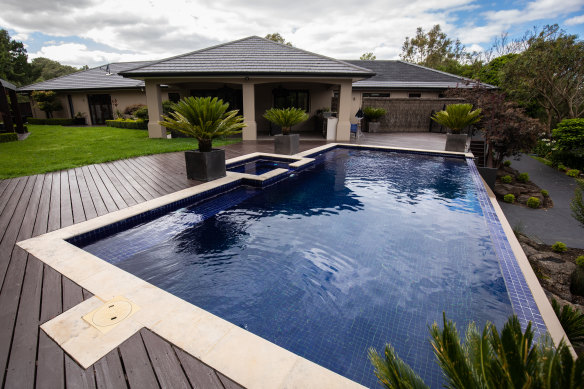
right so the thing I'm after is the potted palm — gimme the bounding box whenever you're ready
[363,107,386,133]
[431,103,481,152]
[159,96,245,181]
[263,107,309,155]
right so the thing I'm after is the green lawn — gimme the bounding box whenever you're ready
[0,125,241,179]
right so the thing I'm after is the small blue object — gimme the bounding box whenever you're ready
[350,124,358,132]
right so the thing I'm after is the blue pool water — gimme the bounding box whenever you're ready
[77,149,514,388]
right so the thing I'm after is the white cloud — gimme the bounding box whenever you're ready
[565,14,584,25]
[28,43,153,68]
[1,0,582,66]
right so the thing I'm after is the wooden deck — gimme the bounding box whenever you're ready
[0,140,328,389]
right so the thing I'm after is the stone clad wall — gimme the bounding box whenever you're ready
[362,97,463,132]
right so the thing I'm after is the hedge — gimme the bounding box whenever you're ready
[27,117,75,125]
[105,119,148,130]
[0,133,18,143]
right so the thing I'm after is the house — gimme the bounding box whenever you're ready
[18,36,490,139]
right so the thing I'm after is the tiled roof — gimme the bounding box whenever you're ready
[0,78,17,90]
[18,62,150,92]
[121,36,374,77]
[346,60,495,89]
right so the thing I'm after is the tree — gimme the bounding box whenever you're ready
[369,313,584,388]
[0,29,32,86]
[159,96,245,152]
[501,25,584,131]
[31,90,63,118]
[475,53,517,87]
[31,57,80,82]
[264,33,292,46]
[444,86,543,168]
[400,25,468,70]
[360,52,376,60]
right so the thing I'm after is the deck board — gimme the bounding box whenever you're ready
[0,141,328,389]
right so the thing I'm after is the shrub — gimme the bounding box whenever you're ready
[133,106,148,121]
[576,256,584,268]
[27,117,75,125]
[517,172,529,183]
[552,118,584,151]
[567,169,580,177]
[558,164,568,171]
[503,160,511,167]
[369,313,583,388]
[501,175,513,183]
[105,119,147,130]
[541,189,549,197]
[31,90,63,118]
[527,197,540,208]
[552,241,568,253]
[570,267,584,297]
[572,179,584,227]
[0,133,18,143]
[162,100,174,115]
[551,299,584,346]
[123,104,146,115]
[503,194,515,203]
[363,107,387,122]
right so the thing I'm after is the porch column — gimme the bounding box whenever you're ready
[336,80,352,141]
[241,82,257,141]
[145,80,166,138]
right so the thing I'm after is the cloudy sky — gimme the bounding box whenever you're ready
[1,0,583,68]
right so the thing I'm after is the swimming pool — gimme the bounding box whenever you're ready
[71,148,518,387]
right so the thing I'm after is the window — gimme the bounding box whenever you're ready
[168,93,180,103]
[408,93,421,98]
[363,93,390,98]
[272,87,309,111]
[438,93,446,98]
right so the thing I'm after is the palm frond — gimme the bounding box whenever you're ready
[368,345,429,389]
[551,298,584,345]
[431,103,482,133]
[263,107,309,134]
[159,96,245,151]
[429,313,478,389]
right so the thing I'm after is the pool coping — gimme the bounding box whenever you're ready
[16,143,571,389]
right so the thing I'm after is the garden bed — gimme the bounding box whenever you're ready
[494,165,553,208]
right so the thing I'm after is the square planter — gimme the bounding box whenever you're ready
[184,149,226,181]
[445,133,468,152]
[368,122,381,133]
[274,134,299,155]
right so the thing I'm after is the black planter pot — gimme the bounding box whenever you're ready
[445,133,468,152]
[73,117,86,125]
[184,149,226,181]
[274,134,299,155]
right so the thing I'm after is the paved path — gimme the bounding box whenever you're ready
[498,155,584,248]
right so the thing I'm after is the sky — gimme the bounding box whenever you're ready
[1,0,583,68]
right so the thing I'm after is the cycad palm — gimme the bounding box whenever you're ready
[369,314,584,388]
[159,96,245,152]
[431,104,482,133]
[263,107,309,135]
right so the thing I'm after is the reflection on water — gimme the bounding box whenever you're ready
[79,148,513,388]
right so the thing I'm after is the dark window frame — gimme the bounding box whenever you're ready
[272,88,310,112]
[363,92,390,98]
[408,93,422,98]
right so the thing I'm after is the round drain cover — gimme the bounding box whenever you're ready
[92,301,133,327]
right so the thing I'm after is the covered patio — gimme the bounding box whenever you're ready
[120,36,374,142]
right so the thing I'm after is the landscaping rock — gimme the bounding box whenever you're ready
[494,167,552,209]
